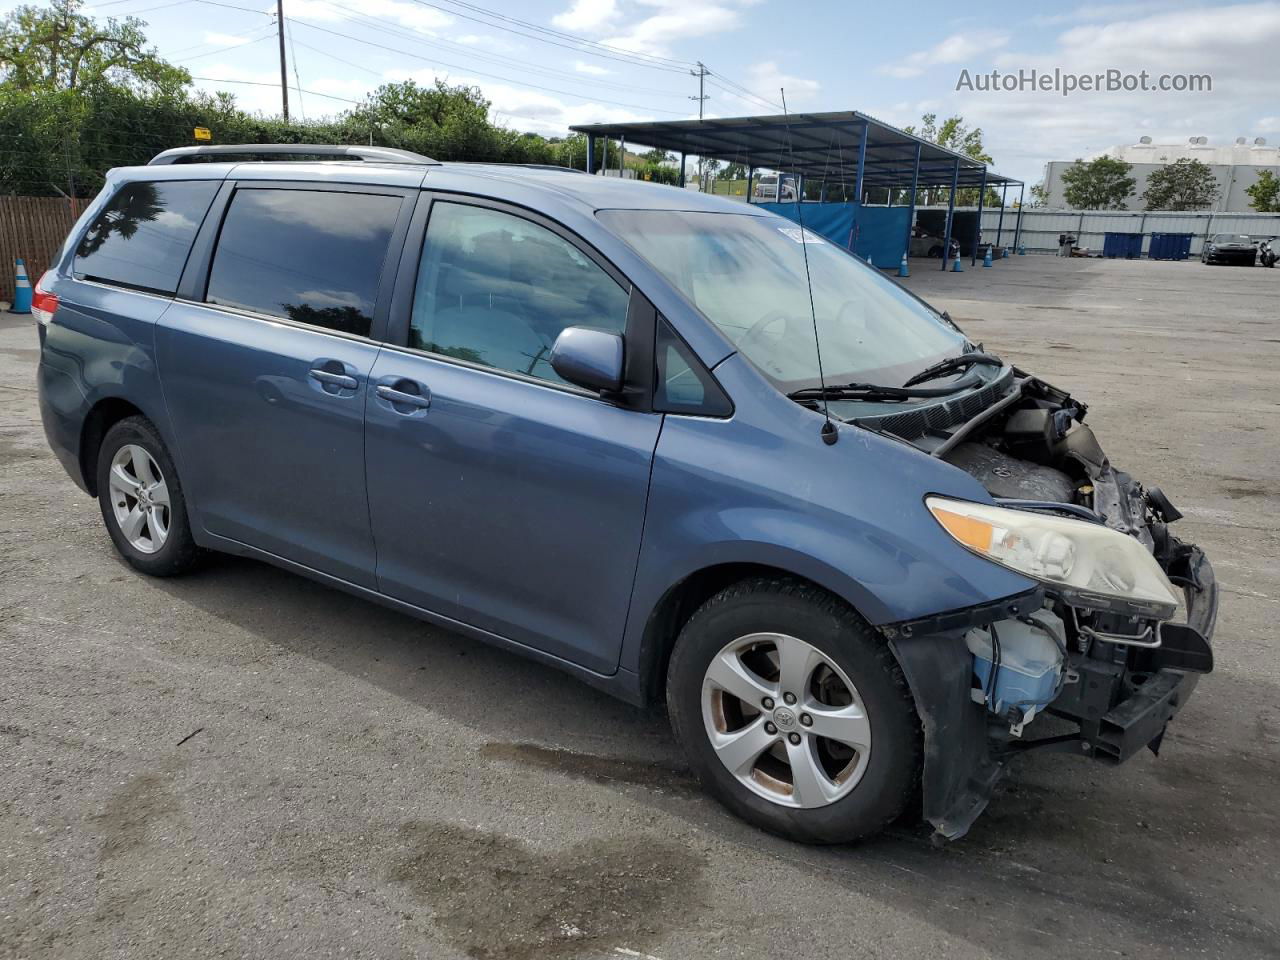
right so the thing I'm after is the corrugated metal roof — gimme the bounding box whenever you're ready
[570,111,1019,189]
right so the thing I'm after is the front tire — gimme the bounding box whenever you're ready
[667,578,921,843]
[96,416,201,577]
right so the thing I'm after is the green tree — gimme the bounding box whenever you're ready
[902,113,994,205]
[0,0,187,93]
[1060,156,1135,210]
[1028,182,1050,208]
[1245,168,1280,213]
[1141,157,1219,211]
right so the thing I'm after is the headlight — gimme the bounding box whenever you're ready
[926,496,1182,620]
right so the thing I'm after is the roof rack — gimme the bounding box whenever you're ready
[148,144,440,166]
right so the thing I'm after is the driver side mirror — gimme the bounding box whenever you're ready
[550,326,625,394]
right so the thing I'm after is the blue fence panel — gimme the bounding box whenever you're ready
[756,202,909,268]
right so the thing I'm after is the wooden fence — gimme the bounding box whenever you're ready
[1,196,89,304]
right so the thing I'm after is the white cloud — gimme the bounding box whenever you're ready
[601,1,756,57]
[552,0,619,32]
[384,66,676,136]
[879,31,1010,79]
[943,3,1280,187]
[1257,117,1280,134]
[573,60,612,76]
[747,60,818,105]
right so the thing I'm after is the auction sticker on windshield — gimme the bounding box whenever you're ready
[777,226,826,244]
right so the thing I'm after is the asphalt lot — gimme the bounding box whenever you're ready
[2,255,1278,960]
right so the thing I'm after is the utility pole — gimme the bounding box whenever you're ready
[689,61,708,190]
[276,0,289,122]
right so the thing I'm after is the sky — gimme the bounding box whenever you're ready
[10,0,1280,190]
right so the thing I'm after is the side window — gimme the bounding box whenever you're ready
[74,180,218,294]
[410,202,629,384]
[654,318,732,417]
[206,188,401,337]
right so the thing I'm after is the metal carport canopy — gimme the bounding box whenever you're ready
[570,110,1018,189]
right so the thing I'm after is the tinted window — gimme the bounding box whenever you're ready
[74,180,218,294]
[206,189,401,337]
[410,202,629,384]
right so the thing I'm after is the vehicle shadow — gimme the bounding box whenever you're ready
[147,550,1280,960]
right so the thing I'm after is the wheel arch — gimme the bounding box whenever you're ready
[635,560,873,705]
[78,396,148,496]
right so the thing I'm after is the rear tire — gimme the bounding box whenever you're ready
[96,416,201,577]
[666,577,921,843]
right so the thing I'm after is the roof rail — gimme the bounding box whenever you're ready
[513,163,590,174]
[148,144,440,166]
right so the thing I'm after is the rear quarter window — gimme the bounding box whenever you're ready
[74,180,219,295]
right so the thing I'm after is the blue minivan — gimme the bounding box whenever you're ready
[36,145,1216,842]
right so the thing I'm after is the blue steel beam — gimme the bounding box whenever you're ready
[903,141,921,261]
[971,168,988,265]
[941,157,959,271]
[849,120,868,252]
[996,182,1007,248]
[1014,183,1025,251]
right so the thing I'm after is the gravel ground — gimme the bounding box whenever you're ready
[1,255,1278,960]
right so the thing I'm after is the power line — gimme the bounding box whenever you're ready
[290,19,688,116]
[188,0,272,14]
[303,0,691,100]
[286,19,305,120]
[171,31,273,63]
[287,36,381,78]
[397,0,691,74]
[705,71,781,112]
[425,0,696,69]
[190,75,361,104]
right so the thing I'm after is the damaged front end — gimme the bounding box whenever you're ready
[869,370,1218,840]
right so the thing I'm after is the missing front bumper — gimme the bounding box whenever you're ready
[887,546,1217,841]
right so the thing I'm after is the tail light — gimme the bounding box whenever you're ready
[32,272,59,326]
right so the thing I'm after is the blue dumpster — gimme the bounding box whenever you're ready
[1103,232,1143,259]
[1149,232,1194,261]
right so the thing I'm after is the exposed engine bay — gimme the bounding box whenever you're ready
[868,369,1218,840]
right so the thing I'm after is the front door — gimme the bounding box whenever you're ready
[158,183,412,588]
[364,198,661,673]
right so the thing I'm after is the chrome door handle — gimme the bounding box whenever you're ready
[309,369,359,390]
[376,384,430,408]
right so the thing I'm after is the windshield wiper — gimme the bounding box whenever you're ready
[902,351,1002,387]
[788,367,985,404]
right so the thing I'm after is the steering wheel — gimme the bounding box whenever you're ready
[738,310,806,354]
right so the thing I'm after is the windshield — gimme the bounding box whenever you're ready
[599,209,966,391]
[1215,234,1251,243]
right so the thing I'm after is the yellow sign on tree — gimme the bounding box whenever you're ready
[194,127,212,141]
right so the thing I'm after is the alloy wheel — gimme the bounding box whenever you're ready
[108,444,170,554]
[701,632,871,808]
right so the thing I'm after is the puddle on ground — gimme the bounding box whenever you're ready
[390,822,704,960]
[93,772,181,860]
[480,742,697,793]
